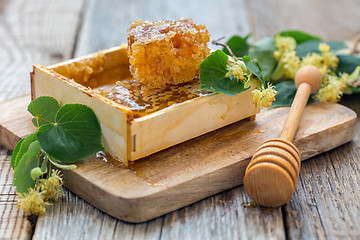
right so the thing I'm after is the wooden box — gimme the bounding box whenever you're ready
[31,45,259,165]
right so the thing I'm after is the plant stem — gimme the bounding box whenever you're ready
[212,37,236,58]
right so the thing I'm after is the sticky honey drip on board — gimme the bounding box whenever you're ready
[127,19,211,89]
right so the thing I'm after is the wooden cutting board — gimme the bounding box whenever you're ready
[0,95,356,222]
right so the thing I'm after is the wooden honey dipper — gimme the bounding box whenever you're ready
[244,65,322,207]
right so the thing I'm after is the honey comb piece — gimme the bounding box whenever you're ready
[127,19,210,88]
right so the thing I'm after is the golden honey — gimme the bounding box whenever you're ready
[94,78,211,118]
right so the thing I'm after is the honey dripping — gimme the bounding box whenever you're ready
[96,152,165,186]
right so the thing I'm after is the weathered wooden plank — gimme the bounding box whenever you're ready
[283,95,360,239]
[0,146,32,240]
[33,186,285,240]
[0,0,85,102]
[74,0,251,56]
[0,0,85,239]
[248,0,360,41]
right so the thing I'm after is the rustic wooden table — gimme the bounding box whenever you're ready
[1,0,360,239]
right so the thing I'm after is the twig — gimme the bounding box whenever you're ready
[212,37,236,58]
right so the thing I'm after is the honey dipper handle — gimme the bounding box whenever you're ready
[280,83,312,142]
[280,65,322,142]
[244,65,322,207]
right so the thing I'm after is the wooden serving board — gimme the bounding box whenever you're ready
[0,95,356,223]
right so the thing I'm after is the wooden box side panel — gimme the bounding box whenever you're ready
[130,86,259,160]
[49,44,129,72]
[31,65,130,165]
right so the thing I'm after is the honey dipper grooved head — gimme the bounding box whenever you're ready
[244,138,301,207]
[294,65,322,93]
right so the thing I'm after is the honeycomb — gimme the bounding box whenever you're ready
[53,52,106,85]
[127,19,210,89]
[95,79,211,118]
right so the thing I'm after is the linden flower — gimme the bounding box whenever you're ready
[274,35,297,61]
[252,84,277,109]
[316,74,347,103]
[302,53,325,74]
[272,35,300,80]
[38,170,64,202]
[275,35,296,51]
[301,43,338,78]
[225,60,249,83]
[319,43,330,53]
[17,188,47,216]
[279,50,300,79]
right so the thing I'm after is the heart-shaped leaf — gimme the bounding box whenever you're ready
[200,50,250,96]
[28,96,60,127]
[37,104,104,163]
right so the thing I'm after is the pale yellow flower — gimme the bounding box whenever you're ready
[279,50,301,79]
[275,35,296,52]
[319,43,330,53]
[17,188,48,216]
[252,84,277,109]
[301,43,338,79]
[272,35,300,80]
[225,60,249,83]
[316,74,347,103]
[38,170,64,202]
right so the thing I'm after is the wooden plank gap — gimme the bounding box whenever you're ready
[71,0,91,59]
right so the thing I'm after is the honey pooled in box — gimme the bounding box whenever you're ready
[31,19,259,166]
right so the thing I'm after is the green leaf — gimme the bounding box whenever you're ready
[271,80,297,108]
[11,138,24,169]
[296,40,348,58]
[223,34,251,57]
[13,141,41,193]
[37,104,104,163]
[12,133,37,170]
[243,56,265,84]
[278,30,321,44]
[251,37,277,81]
[28,96,60,127]
[337,54,360,74]
[200,50,249,96]
[272,80,315,108]
[48,157,77,170]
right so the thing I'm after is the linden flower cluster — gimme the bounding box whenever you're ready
[17,188,48,216]
[316,74,348,102]
[273,35,353,103]
[300,44,344,102]
[252,84,278,109]
[17,170,64,216]
[302,43,339,77]
[225,60,250,84]
[225,59,277,109]
[273,35,300,79]
[38,169,64,201]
